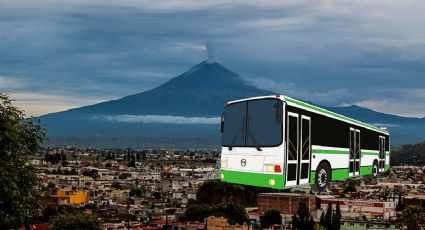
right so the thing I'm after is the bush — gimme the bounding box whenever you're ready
[50,213,102,230]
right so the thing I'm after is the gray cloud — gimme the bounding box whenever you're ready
[247,77,357,106]
[0,1,425,116]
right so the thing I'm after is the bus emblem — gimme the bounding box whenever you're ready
[240,159,247,167]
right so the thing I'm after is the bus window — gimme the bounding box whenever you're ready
[222,102,246,147]
[246,99,283,147]
[222,99,283,148]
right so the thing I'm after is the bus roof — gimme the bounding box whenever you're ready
[226,94,389,135]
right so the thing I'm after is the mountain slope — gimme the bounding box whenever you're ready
[57,61,271,117]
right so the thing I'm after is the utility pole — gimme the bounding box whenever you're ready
[127,196,131,230]
[165,213,168,230]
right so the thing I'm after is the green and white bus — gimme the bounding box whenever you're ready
[219,94,390,191]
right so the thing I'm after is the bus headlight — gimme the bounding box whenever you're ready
[265,164,282,173]
[269,179,276,186]
[221,161,227,168]
[265,165,274,172]
[221,173,225,179]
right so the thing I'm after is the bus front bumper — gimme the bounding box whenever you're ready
[220,169,284,189]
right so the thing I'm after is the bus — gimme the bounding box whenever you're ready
[219,94,390,191]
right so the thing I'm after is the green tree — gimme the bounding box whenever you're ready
[130,188,144,197]
[223,204,248,225]
[111,181,122,189]
[320,202,342,230]
[196,180,273,207]
[42,205,58,222]
[50,212,102,230]
[83,169,99,180]
[259,210,282,229]
[128,160,136,167]
[402,207,424,230]
[0,94,47,228]
[332,202,341,230]
[319,212,325,227]
[292,202,315,230]
[119,172,130,180]
[320,203,333,230]
[343,181,356,193]
[324,202,333,229]
[183,204,212,222]
[396,191,405,212]
[47,181,56,189]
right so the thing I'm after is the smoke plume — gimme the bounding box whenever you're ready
[205,41,215,63]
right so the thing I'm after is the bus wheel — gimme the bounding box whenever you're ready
[315,162,331,192]
[372,161,378,178]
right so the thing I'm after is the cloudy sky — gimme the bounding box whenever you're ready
[1,0,425,117]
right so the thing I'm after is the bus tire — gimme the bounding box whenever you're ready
[372,160,378,178]
[315,162,331,192]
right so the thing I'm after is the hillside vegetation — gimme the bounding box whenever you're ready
[391,141,425,166]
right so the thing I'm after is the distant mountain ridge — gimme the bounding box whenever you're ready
[40,60,425,148]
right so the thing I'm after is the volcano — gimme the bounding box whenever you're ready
[40,61,272,148]
[65,61,272,117]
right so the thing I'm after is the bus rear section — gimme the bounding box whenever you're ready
[219,97,286,189]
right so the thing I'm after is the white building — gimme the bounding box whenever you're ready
[318,197,396,220]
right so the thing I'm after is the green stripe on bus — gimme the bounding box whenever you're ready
[313,149,349,154]
[385,164,390,172]
[332,168,350,180]
[310,171,316,184]
[220,169,284,189]
[313,149,382,156]
[285,97,388,134]
[360,166,373,175]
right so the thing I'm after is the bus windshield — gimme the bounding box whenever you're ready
[222,98,283,148]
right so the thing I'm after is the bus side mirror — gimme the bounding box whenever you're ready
[276,102,283,123]
[221,113,224,133]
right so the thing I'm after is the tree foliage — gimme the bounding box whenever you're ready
[50,212,102,230]
[402,207,424,230]
[196,180,273,207]
[320,202,341,230]
[292,202,314,230]
[343,181,356,193]
[259,210,282,229]
[396,191,405,212]
[111,181,122,189]
[182,203,248,225]
[183,180,272,226]
[332,202,341,230]
[183,203,213,222]
[0,93,47,228]
[83,169,99,180]
[391,141,425,166]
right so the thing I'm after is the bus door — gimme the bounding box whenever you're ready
[349,128,360,176]
[286,112,311,186]
[379,136,386,172]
